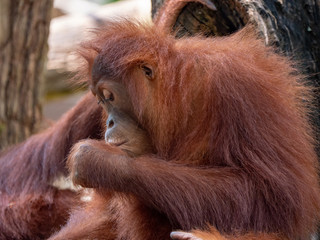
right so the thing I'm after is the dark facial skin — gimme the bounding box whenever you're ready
[67,59,155,188]
[91,79,153,157]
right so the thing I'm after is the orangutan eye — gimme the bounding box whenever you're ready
[102,89,114,102]
[141,65,153,80]
[97,89,114,105]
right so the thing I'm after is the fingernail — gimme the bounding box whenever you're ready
[170,231,195,239]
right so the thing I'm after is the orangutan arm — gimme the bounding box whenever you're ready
[68,139,254,230]
[0,93,104,239]
[0,93,103,193]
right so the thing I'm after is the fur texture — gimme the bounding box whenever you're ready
[172,227,284,240]
[1,0,318,239]
[49,20,320,240]
[0,94,104,239]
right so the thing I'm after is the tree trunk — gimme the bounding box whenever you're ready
[152,0,320,156]
[0,0,53,150]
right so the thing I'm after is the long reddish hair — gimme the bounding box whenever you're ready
[77,20,320,238]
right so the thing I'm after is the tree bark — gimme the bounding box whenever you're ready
[152,0,320,156]
[0,0,53,150]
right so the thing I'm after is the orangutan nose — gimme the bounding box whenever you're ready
[107,118,115,129]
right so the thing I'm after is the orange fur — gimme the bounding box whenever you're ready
[0,2,319,239]
[192,227,284,240]
[0,94,104,239]
[50,20,320,239]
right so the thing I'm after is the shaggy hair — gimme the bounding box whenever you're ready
[50,20,320,240]
[0,12,319,238]
[0,94,104,239]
